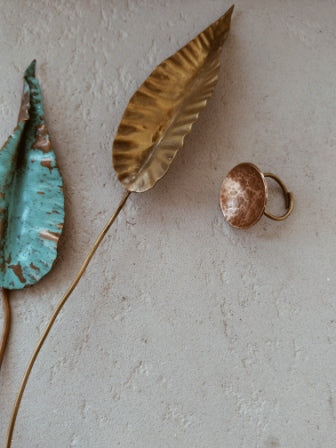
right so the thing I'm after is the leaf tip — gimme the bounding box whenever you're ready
[220,4,235,28]
[228,4,235,16]
[24,60,37,79]
[208,4,234,49]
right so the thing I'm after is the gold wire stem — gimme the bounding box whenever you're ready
[6,189,131,448]
[0,288,11,371]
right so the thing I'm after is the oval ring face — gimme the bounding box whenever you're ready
[220,163,268,229]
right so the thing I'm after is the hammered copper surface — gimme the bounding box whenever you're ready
[220,163,268,229]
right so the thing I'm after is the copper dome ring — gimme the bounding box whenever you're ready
[219,163,294,229]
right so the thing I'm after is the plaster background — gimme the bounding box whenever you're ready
[1,1,336,447]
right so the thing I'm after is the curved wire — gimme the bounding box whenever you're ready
[0,288,11,371]
[6,190,131,448]
[263,173,294,221]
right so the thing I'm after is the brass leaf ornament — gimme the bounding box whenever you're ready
[6,8,234,447]
[113,4,234,192]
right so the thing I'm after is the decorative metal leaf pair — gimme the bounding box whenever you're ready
[0,61,64,290]
[0,5,233,290]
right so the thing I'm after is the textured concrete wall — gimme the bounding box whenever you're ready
[1,1,336,447]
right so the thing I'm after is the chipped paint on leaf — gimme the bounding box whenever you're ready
[0,61,64,289]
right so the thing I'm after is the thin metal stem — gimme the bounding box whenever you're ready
[0,288,11,371]
[6,190,131,448]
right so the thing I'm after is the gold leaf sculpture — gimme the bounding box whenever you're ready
[113,4,234,192]
[6,7,234,447]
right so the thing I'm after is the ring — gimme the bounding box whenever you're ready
[219,162,294,229]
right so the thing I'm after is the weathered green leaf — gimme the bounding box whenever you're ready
[0,61,64,290]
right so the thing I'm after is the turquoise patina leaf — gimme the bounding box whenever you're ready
[0,61,64,289]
